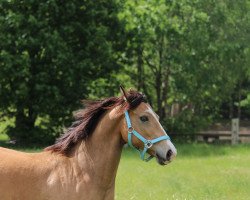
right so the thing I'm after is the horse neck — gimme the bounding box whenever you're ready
[70,110,124,189]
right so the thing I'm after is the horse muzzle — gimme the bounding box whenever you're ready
[155,141,177,165]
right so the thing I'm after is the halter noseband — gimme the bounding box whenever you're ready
[124,111,170,162]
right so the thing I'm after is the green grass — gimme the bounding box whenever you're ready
[116,144,250,200]
[0,137,249,200]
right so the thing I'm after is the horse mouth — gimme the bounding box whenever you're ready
[156,154,171,166]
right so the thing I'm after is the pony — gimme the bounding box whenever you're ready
[0,87,177,200]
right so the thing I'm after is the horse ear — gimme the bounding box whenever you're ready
[119,85,129,102]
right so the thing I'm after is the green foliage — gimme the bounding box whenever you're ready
[0,0,249,144]
[119,0,250,132]
[0,0,124,144]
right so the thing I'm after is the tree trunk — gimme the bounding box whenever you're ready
[12,50,37,144]
[156,35,164,117]
[229,96,233,119]
[156,71,162,116]
[161,66,170,119]
[137,46,144,91]
[12,107,36,143]
[237,81,242,120]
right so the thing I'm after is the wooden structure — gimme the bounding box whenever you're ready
[231,118,239,145]
[169,118,250,144]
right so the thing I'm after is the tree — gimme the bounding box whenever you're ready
[119,0,250,133]
[0,0,124,144]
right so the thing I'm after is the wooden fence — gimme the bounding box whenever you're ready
[169,118,250,144]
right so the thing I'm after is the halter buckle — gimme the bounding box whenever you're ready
[145,140,153,149]
[128,127,134,133]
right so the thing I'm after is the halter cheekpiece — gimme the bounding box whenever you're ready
[124,111,170,161]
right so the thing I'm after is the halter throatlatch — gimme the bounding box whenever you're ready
[124,111,170,162]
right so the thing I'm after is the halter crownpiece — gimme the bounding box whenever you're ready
[124,111,170,162]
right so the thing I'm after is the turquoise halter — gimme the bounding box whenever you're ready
[124,111,170,162]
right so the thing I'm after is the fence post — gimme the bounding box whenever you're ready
[231,118,239,145]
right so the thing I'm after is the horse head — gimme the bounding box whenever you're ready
[119,86,177,165]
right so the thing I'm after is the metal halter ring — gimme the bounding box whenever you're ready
[145,140,153,149]
[128,127,134,133]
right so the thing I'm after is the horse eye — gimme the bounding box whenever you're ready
[140,116,149,122]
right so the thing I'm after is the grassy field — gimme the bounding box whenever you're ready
[0,136,249,200]
[116,144,250,200]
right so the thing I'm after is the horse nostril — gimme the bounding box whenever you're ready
[166,150,172,161]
